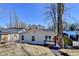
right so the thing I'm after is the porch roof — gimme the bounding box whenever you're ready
[0,28,24,34]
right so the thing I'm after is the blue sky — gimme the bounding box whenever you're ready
[0,3,79,27]
[64,3,79,24]
[0,3,48,27]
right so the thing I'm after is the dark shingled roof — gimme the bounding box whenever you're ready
[0,28,23,34]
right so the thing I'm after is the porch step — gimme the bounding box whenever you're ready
[45,42,54,45]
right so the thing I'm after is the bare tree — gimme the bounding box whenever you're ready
[8,10,28,29]
[63,21,70,31]
[57,3,64,49]
[9,11,13,28]
[45,4,57,34]
[7,21,28,29]
[28,24,45,30]
[45,3,65,48]
[44,4,57,46]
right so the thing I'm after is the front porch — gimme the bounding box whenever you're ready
[44,40,60,49]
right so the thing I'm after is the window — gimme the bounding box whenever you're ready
[49,36,51,39]
[21,35,24,40]
[45,36,48,40]
[32,36,35,41]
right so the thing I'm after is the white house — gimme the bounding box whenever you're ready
[0,28,55,45]
[19,29,55,45]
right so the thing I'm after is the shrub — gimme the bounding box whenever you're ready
[64,36,72,46]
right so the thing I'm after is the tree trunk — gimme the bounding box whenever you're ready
[53,17,57,46]
[57,3,64,49]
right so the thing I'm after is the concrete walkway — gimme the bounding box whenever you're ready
[51,49,62,56]
[49,43,63,56]
[59,49,79,56]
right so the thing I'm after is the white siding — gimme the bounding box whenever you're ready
[19,30,55,45]
[73,41,79,46]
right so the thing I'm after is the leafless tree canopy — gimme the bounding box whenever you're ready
[45,3,57,34]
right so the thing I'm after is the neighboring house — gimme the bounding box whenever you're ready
[63,31,79,47]
[0,28,25,42]
[63,31,77,41]
[19,29,55,45]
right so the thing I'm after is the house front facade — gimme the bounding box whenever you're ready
[0,28,55,45]
[19,29,55,45]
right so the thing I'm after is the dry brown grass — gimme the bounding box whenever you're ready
[0,43,54,56]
